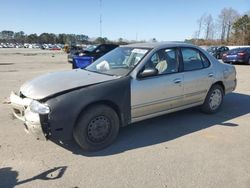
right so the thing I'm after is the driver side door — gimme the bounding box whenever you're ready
[131,48,184,122]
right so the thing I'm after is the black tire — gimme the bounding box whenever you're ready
[73,104,120,151]
[201,84,224,114]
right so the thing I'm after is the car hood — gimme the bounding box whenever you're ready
[20,69,117,100]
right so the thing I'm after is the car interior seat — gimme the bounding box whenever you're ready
[155,52,168,74]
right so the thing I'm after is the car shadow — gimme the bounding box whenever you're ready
[228,62,249,66]
[57,92,250,156]
[0,166,67,188]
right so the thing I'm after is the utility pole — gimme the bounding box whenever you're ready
[99,0,102,38]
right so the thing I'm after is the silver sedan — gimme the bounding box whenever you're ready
[10,42,237,151]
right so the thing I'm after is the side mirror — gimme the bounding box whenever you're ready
[138,68,158,78]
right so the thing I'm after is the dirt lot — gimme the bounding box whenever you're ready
[0,48,250,188]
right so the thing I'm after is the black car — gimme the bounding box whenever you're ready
[207,46,229,59]
[69,44,119,68]
[67,45,85,63]
[222,47,250,65]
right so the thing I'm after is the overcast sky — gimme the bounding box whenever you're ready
[0,0,249,41]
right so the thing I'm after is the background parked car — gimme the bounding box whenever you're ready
[222,47,250,65]
[207,46,229,59]
[71,44,119,69]
[67,45,85,63]
[49,45,62,50]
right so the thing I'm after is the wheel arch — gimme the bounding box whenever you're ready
[212,81,225,94]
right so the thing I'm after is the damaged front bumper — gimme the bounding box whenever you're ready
[10,91,47,140]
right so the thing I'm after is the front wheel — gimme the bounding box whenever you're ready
[73,104,120,151]
[201,84,224,114]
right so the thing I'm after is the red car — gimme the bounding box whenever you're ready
[49,45,61,50]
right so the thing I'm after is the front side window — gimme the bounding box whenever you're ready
[181,48,210,71]
[85,47,149,76]
[143,48,179,75]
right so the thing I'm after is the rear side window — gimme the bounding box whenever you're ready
[181,48,210,71]
[201,54,210,68]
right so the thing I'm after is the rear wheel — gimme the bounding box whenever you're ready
[201,84,224,114]
[73,104,120,151]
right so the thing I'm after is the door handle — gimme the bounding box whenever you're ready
[208,73,214,77]
[173,78,182,84]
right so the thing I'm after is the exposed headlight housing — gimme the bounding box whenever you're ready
[79,53,85,56]
[30,100,50,114]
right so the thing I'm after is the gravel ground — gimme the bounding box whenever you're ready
[0,48,250,188]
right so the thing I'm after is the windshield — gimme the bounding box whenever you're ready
[85,45,97,52]
[85,47,149,76]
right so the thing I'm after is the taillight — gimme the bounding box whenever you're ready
[237,52,245,56]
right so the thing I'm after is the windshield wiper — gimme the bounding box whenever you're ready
[83,69,116,76]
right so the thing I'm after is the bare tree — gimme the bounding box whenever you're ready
[218,8,239,42]
[219,8,227,41]
[196,14,206,39]
[226,8,239,42]
[204,14,214,40]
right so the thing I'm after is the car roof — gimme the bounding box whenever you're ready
[122,42,198,49]
[229,47,250,51]
[98,43,119,46]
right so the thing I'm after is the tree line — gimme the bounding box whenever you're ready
[191,8,250,45]
[0,31,89,44]
[1,7,249,46]
[0,31,130,45]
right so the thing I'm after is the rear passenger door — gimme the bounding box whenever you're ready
[181,48,214,106]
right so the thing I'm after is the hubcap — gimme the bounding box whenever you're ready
[209,89,222,110]
[87,116,111,143]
